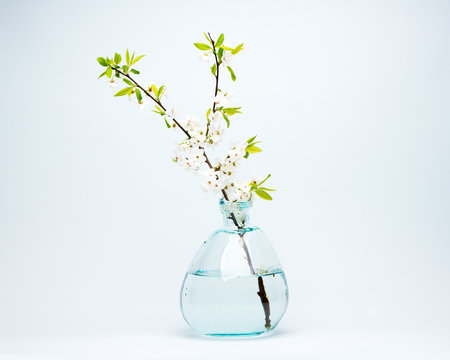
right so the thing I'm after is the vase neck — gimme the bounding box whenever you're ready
[219,199,252,229]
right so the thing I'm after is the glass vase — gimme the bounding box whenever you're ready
[180,199,288,336]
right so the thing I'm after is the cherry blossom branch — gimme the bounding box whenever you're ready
[112,67,192,139]
[97,41,272,330]
[112,67,232,202]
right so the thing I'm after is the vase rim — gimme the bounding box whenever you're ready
[219,198,253,209]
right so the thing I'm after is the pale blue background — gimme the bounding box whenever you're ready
[0,0,449,340]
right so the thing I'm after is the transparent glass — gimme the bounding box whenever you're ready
[180,199,288,336]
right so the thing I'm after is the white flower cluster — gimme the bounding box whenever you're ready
[199,49,234,67]
[201,141,253,202]
[169,111,253,201]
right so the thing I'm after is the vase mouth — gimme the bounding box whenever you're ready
[219,198,253,210]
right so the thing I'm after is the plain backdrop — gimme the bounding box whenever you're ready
[0,0,449,355]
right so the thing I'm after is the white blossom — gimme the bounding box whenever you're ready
[108,78,117,88]
[201,169,225,193]
[212,92,231,107]
[165,107,178,120]
[221,50,233,66]
[199,52,212,62]
[137,99,146,110]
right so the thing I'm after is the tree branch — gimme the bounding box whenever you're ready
[112,67,191,139]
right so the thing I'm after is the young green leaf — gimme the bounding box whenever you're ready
[114,87,132,97]
[244,152,250,159]
[222,107,242,115]
[194,43,211,50]
[255,190,273,200]
[227,66,236,81]
[131,54,145,65]
[123,78,134,86]
[164,118,171,128]
[130,51,135,65]
[211,63,217,76]
[135,88,142,102]
[97,57,108,67]
[218,47,224,62]
[246,145,262,153]
[126,49,130,65]
[98,70,107,79]
[130,69,140,75]
[151,84,158,97]
[216,33,225,47]
[222,113,230,128]
[203,32,213,45]
[106,66,112,78]
[258,187,276,192]
[114,53,122,65]
[247,135,257,144]
[155,105,165,114]
[258,174,271,187]
[206,108,211,120]
[232,43,244,55]
[158,86,165,98]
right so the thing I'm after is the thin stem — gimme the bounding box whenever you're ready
[206,32,220,137]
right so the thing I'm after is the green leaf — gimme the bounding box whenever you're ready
[227,66,236,81]
[98,70,107,79]
[222,107,242,115]
[126,49,130,65]
[131,51,135,65]
[243,151,250,159]
[203,32,213,45]
[218,47,224,62]
[97,57,108,67]
[222,113,230,128]
[130,69,140,74]
[131,54,145,65]
[114,53,122,65]
[123,78,134,86]
[106,66,112,78]
[258,174,271,187]
[164,117,171,128]
[211,63,216,76]
[122,65,129,73]
[255,190,272,200]
[216,33,224,47]
[221,46,234,51]
[206,108,211,120]
[135,88,142,102]
[258,187,276,192]
[247,135,257,144]
[151,84,158,97]
[246,145,262,153]
[194,43,212,50]
[114,87,132,97]
[232,43,244,55]
[158,85,164,98]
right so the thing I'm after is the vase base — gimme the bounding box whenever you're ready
[204,330,268,337]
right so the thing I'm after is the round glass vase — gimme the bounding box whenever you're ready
[180,199,288,337]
